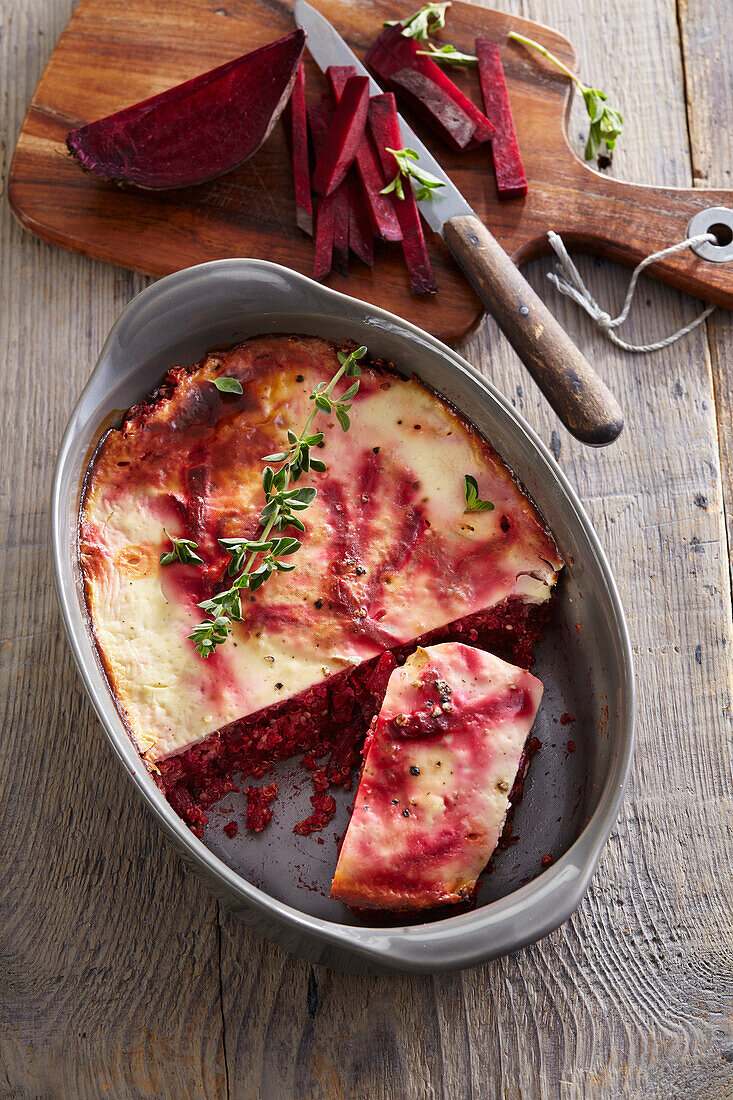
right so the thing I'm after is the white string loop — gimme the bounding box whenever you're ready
[546,230,717,353]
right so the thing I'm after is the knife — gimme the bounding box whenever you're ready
[293,1,624,446]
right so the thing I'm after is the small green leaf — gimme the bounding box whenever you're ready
[271,536,301,555]
[310,458,327,472]
[262,451,289,462]
[336,407,351,432]
[463,474,495,514]
[340,381,360,402]
[584,123,602,161]
[380,172,405,201]
[315,394,333,414]
[248,570,269,592]
[381,148,446,203]
[213,376,244,394]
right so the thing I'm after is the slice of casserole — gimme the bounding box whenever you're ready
[331,643,543,911]
[79,335,560,833]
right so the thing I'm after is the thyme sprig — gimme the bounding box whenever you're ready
[380,148,446,202]
[183,345,367,657]
[416,42,478,66]
[508,31,623,163]
[160,531,204,567]
[385,2,451,40]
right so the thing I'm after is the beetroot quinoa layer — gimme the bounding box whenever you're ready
[155,596,549,837]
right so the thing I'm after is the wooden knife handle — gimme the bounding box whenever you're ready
[444,213,624,446]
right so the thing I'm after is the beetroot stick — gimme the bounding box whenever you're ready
[366,27,495,149]
[308,99,338,278]
[476,40,528,199]
[347,173,375,267]
[327,66,402,242]
[368,93,437,294]
[312,76,370,197]
[288,63,313,235]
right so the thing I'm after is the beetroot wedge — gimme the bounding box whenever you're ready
[312,76,370,197]
[366,26,494,150]
[476,40,528,199]
[327,66,401,242]
[66,30,306,189]
[288,62,313,234]
[368,93,437,295]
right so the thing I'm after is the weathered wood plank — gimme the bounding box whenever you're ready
[678,0,733,587]
[0,3,225,1097]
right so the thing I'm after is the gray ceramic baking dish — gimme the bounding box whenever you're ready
[52,259,634,974]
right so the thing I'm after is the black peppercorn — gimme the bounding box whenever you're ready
[409,765,420,776]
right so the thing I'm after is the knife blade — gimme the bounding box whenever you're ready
[293,1,624,446]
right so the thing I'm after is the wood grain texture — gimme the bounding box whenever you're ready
[7,0,733,350]
[2,1,732,1099]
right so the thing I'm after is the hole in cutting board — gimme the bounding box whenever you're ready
[709,222,733,248]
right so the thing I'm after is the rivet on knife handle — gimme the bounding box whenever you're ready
[443,214,624,446]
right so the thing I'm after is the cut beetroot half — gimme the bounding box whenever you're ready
[311,75,370,196]
[288,62,313,235]
[347,173,375,267]
[366,26,494,150]
[476,40,528,199]
[368,93,437,295]
[327,66,401,242]
[66,30,306,189]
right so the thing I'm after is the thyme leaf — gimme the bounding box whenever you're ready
[464,474,495,514]
[212,376,244,394]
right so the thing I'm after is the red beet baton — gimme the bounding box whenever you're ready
[476,40,528,199]
[368,93,437,295]
[311,75,370,197]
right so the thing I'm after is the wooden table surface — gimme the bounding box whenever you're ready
[2,0,731,1096]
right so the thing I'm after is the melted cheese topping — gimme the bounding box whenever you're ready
[330,643,543,910]
[80,335,560,764]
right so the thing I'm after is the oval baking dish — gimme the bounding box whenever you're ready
[52,260,634,974]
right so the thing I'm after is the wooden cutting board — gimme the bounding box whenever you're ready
[9,0,733,344]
